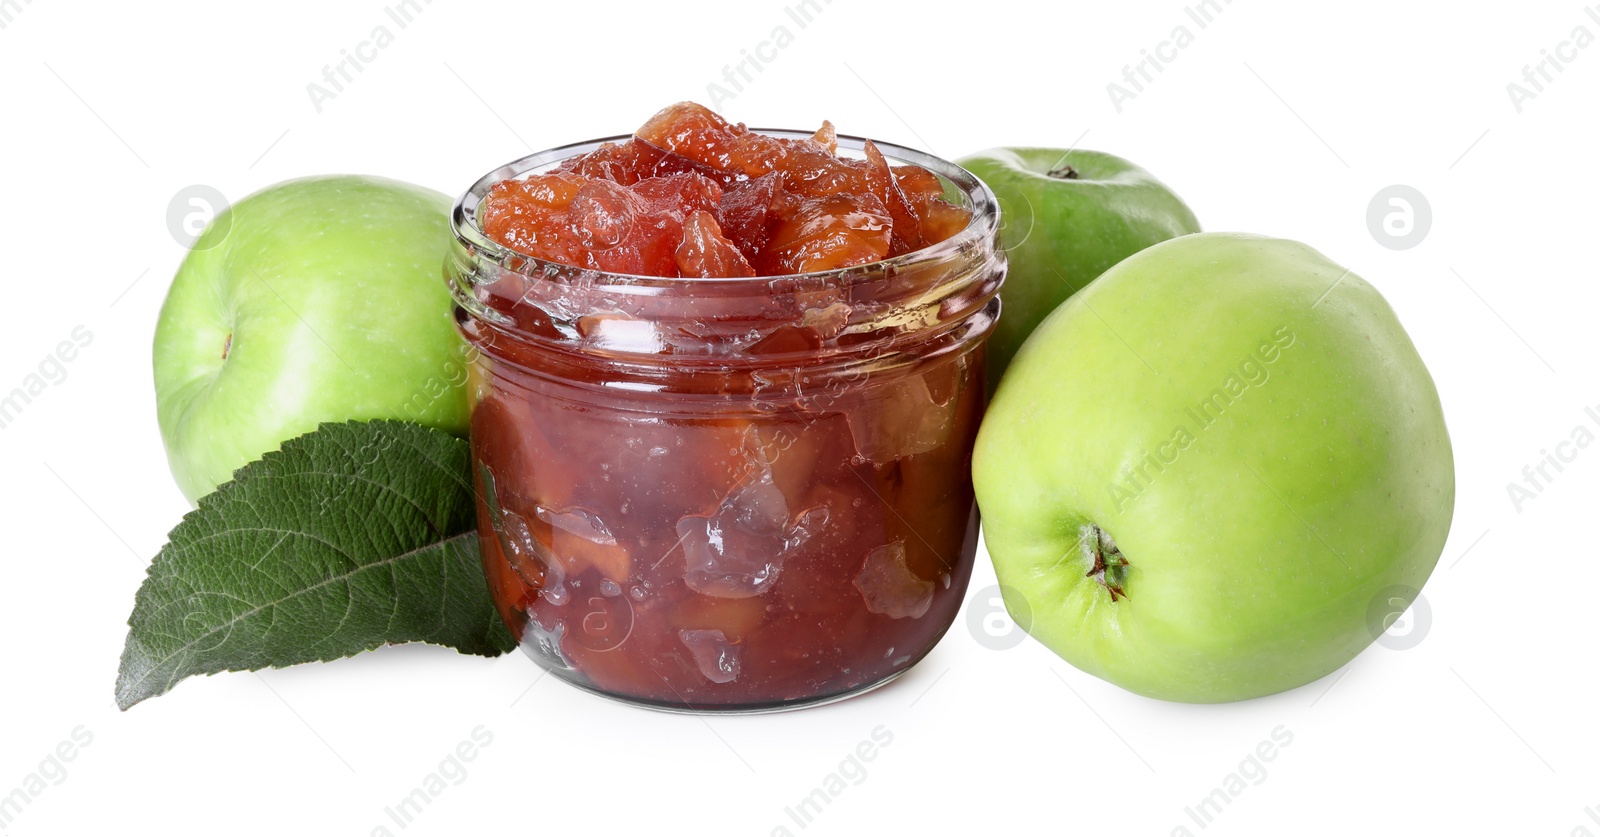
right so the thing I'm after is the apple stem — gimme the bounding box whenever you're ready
[1083,524,1130,601]
[222,332,233,361]
[1047,164,1080,180]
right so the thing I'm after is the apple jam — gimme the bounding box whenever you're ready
[476,102,972,278]
[448,116,1003,712]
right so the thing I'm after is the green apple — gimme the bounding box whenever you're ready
[155,175,471,503]
[973,232,1454,703]
[956,148,1200,388]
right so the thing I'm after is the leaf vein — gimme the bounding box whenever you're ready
[123,531,476,698]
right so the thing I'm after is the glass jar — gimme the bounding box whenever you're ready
[448,132,1004,712]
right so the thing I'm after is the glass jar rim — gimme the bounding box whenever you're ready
[448,129,1001,290]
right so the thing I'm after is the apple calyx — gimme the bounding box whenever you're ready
[1046,163,1080,180]
[1082,524,1130,601]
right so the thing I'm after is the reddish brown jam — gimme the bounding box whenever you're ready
[477,102,971,278]
[452,105,1002,711]
[468,359,985,709]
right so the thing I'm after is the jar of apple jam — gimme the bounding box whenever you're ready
[448,117,1003,712]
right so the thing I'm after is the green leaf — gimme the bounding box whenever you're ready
[116,420,515,710]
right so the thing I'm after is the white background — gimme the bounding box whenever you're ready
[2,1,1596,834]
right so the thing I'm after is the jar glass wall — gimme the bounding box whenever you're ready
[449,132,1004,712]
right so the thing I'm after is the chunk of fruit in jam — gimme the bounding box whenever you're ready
[759,193,892,275]
[479,102,971,277]
[676,210,755,278]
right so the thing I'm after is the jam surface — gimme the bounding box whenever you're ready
[478,102,973,277]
